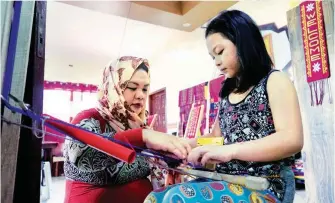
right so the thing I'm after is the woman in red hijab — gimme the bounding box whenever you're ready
[64,56,190,203]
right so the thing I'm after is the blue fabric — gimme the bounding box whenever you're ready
[2,1,22,100]
[281,166,295,203]
[144,178,280,203]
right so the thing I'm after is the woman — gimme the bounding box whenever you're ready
[145,10,303,203]
[63,56,190,203]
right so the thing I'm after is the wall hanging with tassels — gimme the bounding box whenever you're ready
[300,0,332,106]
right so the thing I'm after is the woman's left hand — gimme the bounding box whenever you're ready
[187,145,238,166]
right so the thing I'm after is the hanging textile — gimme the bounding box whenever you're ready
[178,82,208,136]
[209,76,225,132]
[300,0,332,106]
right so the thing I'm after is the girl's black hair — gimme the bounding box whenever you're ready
[205,10,273,98]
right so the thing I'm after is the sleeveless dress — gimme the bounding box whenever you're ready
[144,70,294,203]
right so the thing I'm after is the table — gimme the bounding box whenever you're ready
[42,141,58,162]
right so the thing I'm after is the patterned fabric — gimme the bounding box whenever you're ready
[148,158,168,189]
[144,179,280,203]
[64,109,151,185]
[97,56,150,132]
[216,70,295,201]
[144,71,287,202]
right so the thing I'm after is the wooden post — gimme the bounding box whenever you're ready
[1,2,35,203]
[1,1,14,82]
[13,2,47,202]
[287,1,334,203]
[0,1,47,203]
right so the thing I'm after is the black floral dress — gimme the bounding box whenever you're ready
[63,109,150,185]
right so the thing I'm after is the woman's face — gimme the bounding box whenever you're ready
[206,33,239,78]
[123,69,150,115]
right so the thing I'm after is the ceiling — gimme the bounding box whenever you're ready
[45,1,185,84]
[44,1,237,84]
[59,1,237,32]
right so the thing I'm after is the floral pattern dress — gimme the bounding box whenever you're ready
[64,110,151,186]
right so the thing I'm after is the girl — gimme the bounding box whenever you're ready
[145,10,303,203]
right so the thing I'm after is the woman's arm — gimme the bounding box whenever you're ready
[65,117,121,170]
[69,110,190,160]
[232,72,303,162]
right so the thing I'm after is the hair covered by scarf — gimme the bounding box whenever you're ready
[96,56,150,132]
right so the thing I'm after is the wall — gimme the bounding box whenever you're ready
[229,0,292,27]
[287,1,334,203]
[149,28,215,126]
[261,28,293,78]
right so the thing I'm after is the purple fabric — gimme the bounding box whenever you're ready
[209,76,225,130]
[178,82,207,136]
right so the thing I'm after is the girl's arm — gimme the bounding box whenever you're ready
[232,72,303,162]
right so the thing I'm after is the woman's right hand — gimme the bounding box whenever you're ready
[142,129,191,160]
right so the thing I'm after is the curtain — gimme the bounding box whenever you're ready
[43,81,98,122]
[42,81,98,155]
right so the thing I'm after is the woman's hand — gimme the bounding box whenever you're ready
[143,129,192,160]
[187,145,238,166]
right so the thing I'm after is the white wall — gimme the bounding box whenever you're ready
[149,28,216,125]
[229,0,292,27]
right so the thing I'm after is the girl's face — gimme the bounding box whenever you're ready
[123,69,150,115]
[206,33,239,79]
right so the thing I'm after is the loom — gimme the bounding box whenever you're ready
[1,94,270,190]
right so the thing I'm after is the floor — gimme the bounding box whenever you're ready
[43,176,306,203]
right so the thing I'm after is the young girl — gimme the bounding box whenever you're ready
[144,10,303,203]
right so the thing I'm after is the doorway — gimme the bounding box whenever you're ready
[149,88,167,133]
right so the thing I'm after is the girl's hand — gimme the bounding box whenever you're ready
[187,145,238,166]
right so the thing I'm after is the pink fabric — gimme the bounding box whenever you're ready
[178,82,208,136]
[209,76,225,129]
[146,114,157,128]
[44,81,98,92]
[300,1,330,83]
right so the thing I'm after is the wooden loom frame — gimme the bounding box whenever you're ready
[1,2,47,202]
